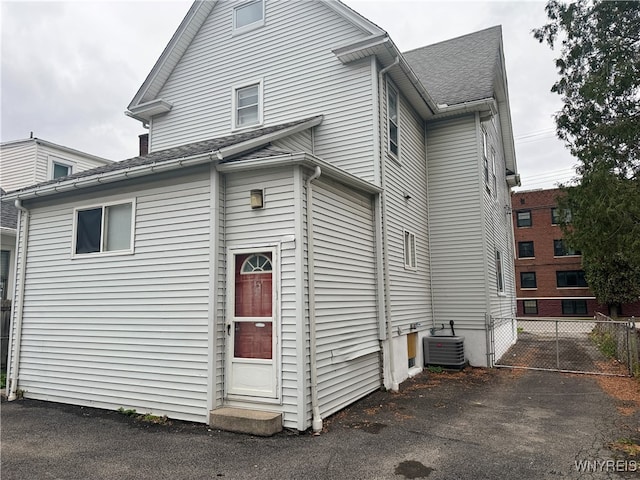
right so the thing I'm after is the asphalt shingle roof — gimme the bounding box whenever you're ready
[403,26,502,106]
[1,188,18,229]
[5,116,321,196]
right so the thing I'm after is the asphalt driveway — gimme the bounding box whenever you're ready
[1,368,638,479]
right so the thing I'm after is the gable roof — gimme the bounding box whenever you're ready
[127,0,384,121]
[3,116,323,201]
[402,26,502,107]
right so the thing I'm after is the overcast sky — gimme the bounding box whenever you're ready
[1,0,578,190]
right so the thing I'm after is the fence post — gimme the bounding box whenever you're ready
[555,320,560,370]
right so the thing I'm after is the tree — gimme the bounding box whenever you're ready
[534,0,640,312]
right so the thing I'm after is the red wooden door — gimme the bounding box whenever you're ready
[233,253,273,359]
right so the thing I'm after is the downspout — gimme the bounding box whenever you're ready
[8,200,30,401]
[379,57,400,392]
[305,165,323,433]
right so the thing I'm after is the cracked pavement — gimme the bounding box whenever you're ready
[1,369,635,479]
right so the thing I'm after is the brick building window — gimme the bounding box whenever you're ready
[551,207,572,225]
[557,270,587,288]
[523,299,538,315]
[520,272,537,289]
[553,239,581,256]
[562,299,587,315]
[516,210,532,227]
[518,241,535,258]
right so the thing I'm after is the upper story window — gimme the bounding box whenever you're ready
[73,200,135,256]
[551,207,572,225]
[518,241,535,258]
[232,80,263,129]
[50,157,74,179]
[491,147,497,195]
[233,0,265,34]
[495,250,505,293]
[403,230,416,270]
[520,272,537,289]
[387,84,399,159]
[516,210,532,228]
[482,127,489,189]
[556,270,587,288]
[553,239,581,257]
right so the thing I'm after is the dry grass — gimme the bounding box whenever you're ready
[595,374,640,416]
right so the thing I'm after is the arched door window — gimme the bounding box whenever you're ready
[240,253,272,274]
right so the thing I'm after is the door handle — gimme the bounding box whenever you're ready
[227,324,231,336]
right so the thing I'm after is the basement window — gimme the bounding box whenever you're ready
[73,200,135,256]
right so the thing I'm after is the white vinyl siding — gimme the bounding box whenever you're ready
[0,140,109,193]
[8,168,212,422]
[312,178,379,418]
[0,142,38,192]
[427,115,486,330]
[150,1,376,181]
[383,88,432,334]
[482,117,516,319]
[223,167,299,428]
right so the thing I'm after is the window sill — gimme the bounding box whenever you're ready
[232,20,265,37]
[71,249,134,259]
[518,257,535,260]
[520,288,537,291]
[231,122,264,134]
[387,152,401,166]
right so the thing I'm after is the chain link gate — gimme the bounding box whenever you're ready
[487,314,637,376]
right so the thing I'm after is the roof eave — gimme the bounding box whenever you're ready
[333,35,438,118]
[217,151,382,194]
[4,116,324,202]
[126,98,173,123]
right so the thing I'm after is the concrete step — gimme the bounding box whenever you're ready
[209,407,282,436]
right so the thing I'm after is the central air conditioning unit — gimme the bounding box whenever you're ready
[424,336,465,369]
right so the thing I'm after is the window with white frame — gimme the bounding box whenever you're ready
[495,250,504,293]
[233,0,264,33]
[73,200,135,255]
[387,84,399,158]
[233,81,262,129]
[491,147,497,195]
[50,157,74,179]
[403,230,416,270]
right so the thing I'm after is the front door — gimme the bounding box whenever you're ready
[226,249,278,398]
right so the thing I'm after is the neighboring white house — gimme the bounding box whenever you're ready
[0,137,112,369]
[4,0,519,432]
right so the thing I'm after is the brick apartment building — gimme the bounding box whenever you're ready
[511,188,640,318]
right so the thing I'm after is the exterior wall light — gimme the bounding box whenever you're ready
[250,189,264,209]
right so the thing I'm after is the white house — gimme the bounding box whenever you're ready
[4,0,519,433]
[1,138,111,369]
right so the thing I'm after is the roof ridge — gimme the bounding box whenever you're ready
[403,25,502,55]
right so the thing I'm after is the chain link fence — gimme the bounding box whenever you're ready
[488,315,637,376]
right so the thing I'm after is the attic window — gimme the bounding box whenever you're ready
[233,0,264,34]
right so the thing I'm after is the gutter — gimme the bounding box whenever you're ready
[4,116,325,203]
[430,98,498,120]
[305,166,323,433]
[7,200,30,401]
[378,58,400,392]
